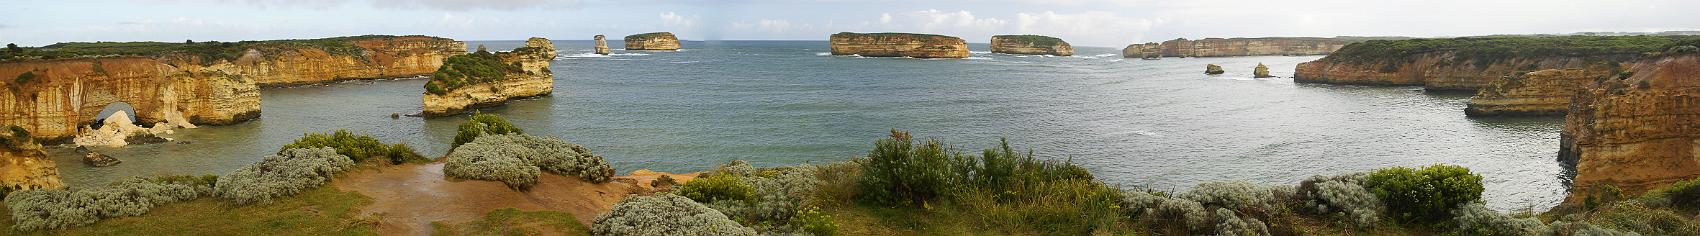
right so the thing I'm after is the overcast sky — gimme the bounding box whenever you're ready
[3,0,1697,47]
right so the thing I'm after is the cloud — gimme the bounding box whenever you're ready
[661,12,696,28]
[898,9,1007,32]
[164,0,580,11]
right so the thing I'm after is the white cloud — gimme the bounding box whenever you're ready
[660,12,695,28]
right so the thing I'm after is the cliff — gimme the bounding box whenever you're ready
[1561,53,1700,203]
[829,32,969,59]
[422,37,556,117]
[0,127,63,193]
[0,57,261,140]
[1463,66,1618,117]
[1121,37,1363,58]
[231,36,467,86]
[1293,35,1691,91]
[990,35,1073,56]
[624,32,680,51]
[594,35,611,55]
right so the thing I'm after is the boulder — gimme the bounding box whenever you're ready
[1253,63,1273,78]
[1206,64,1225,75]
[81,149,121,167]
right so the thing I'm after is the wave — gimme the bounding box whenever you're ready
[965,56,994,60]
[560,53,609,58]
[970,51,991,54]
[815,52,831,56]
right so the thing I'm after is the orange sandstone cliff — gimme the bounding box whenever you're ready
[624,32,681,51]
[829,32,969,59]
[1121,37,1360,58]
[1560,54,1700,203]
[990,35,1073,56]
[1463,64,1621,117]
[236,36,467,86]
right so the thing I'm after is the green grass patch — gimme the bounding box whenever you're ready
[994,35,1066,47]
[431,208,588,236]
[0,186,377,235]
[424,49,522,95]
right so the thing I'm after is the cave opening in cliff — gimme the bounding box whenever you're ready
[90,102,137,130]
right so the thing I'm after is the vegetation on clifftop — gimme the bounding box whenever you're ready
[279,129,427,164]
[0,35,444,64]
[832,32,958,40]
[1322,35,1700,67]
[995,35,1067,47]
[623,32,676,40]
[424,48,522,95]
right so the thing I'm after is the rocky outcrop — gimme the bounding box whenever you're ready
[232,36,467,86]
[1464,66,1619,117]
[1290,36,1692,92]
[1561,54,1700,203]
[77,146,121,167]
[72,110,177,147]
[1293,52,1617,91]
[594,35,611,55]
[1253,63,1273,78]
[422,37,556,117]
[1206,64,1224,75]
[1122,37,1363,58]
[0,128,62,193]
[829,32,969,59]
[0,57,261,141]
[990,35,1073,56]
[624,32,680,51]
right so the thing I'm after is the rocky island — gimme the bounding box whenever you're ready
[989,35,1073,56]
[624,32,680,51]
[1122,37,1371,58]
[1561,51,1700,204]
[594,35,610,55]
[421,37,557,117]
[829,32,969,58]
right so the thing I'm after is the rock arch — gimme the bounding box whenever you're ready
[0,57,260,142]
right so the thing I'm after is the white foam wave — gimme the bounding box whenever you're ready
[1093,53,1116,58]
[815,52,831,56]
[560,53,610,58]
[970,51,991,54]
[965,56,993,60]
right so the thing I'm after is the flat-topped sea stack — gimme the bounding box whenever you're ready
[829,32,968,58]
[594,35,611,55]
[624,32,680,51]
[422,37,557,117]
[1121,37,1371,58]
[1294,35,1694,92]
[1561,52,1700,204]
[990,35,1073,56]
[1464,65,1618,117]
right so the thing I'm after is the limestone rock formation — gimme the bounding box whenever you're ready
[1122,37,1366,58]
[1290,36,1688,92]
[1464,66,1617,117]
[624,32,680,51]
[422,37,557,117]
[232,36,468,86]
[1253,63,1273,78]
[1206,64,1225,75]
[1560,54,1700,203]
[1293,52,1613,91]
[78,146,121,167]
[72,111,176,147]
[829,32,969,59]
[594,35,611,55]
[990,35,1073,56]
[1,57,261,141]
[0,127,63,193]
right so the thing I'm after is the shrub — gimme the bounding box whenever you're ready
[857,129,959,207]
[215,147,355,205]
[4,178,202,231]
[1453,202,1550,235]
[14,71,34,84]
[279,129,426,164]
[148,174,219,196]
[1362,164,1483,224]
[1181,181,1279,215]
[679,174,755,204]
[1640,177,1700,213]
[795,206,837,236]
[1297,174,1383,228]
[1213,208,1270,236]
[453,112,522,148]
[426,50,522,95]
[591,193,755,235]
[443,134,615,189]
[687,161,825,234]
[1587,201,1700,235]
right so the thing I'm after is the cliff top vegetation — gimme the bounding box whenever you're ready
[832,32,960,41]
[995,35,1068,47]
[1322,35,1700,66]
[624,32,675,40]
[423,47,525,95]
[0,35,447,64]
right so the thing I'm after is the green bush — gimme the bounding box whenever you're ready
[215,147,356,205]
[591,193,755,235]
[1641,177,1700,213]
[14,71,34,84]
[279,129,426,164]
[1362,164,1483,224]
[425,48,522,95]
[1453,202,1549,235]
[796,206,837,236]
[4,178,202,231]
[1296,174,1383,228]
[679,174,755,204]
[443,133,615,189]
[857,129,959,207]
[453,112,522,148]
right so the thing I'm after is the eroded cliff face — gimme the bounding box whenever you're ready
[990,35,1073,56]
[232,36,466,86]
[829,32,969,59]
[1561,54,1700,203]
[422,38,556,117]
[1464,65,1618,117]
[1121,37,1355,58]
[0,57,261,140]
[624,32,680,51]
[0,144,62,193]
[1293,53,1611,91]
[594,35,611,55]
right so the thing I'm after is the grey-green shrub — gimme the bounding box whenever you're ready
[591,193,755,236]
[215,147,355,205]
[443,134,615,190]
[1297,174,1383,228]
[1181,181,1279,214]
[1362,164,1483,224]
[4,178,201,231]
[1453,202,1550,235]
[1213,208,1270,236]
[690,160,824,234]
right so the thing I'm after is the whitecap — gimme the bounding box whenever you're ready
[815,52,831,56]
[560,53,610,58]
[1093,53,1116,58]
[965,56,994,60]
[970,51,991,54]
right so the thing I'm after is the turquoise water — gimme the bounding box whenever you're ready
[48,40,1566,211]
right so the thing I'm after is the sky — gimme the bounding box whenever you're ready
[2,0,1698,47]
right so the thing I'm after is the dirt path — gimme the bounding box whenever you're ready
[332,163,697,235]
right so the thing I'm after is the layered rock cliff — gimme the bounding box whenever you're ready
[1294,51,1618,91]
[1293,36,1687,91]
[1121,37,1361,58]
[1464,65,1618,117]
[594,35,611,55]
[1561,54,1700,203]
[829,32,969,59]
[990,35,1073,56]
[0,127,63,193]
[422,37,556,117]
[233,36,467,86]
[624,32,680,51]
[0,57,261,140]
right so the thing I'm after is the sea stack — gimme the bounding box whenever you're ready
[421,37,557,117]
[1206,64,1225,75]
[624,32,681,51]
[1253,63,1272,78]
[594,35,611,55]
[1561,53,1700,204]
[990,35,1073,56]
[828,32,969,59]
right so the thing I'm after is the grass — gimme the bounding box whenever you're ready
[833,32,957,40]
[623,32,675,40]
[0,35,445,65]
[1322,35,1700,67]
[430,208,589,236]
[994,35,1067,47]
[425,48,523,95]
[0,186,377,235]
